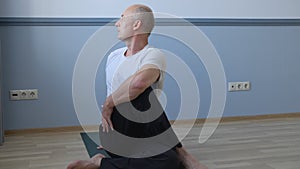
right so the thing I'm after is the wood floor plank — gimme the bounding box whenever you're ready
[0,117,299,169]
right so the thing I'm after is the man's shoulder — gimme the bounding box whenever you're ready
[147,46,161,52]
[145,46,165,56]
[144,46,166,59]
[140,46,166,68]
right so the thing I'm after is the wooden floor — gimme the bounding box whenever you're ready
[0,117,300,169]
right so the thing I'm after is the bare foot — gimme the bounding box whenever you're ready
[181,154,208,169]
[176,147,208,169]
[66,160,99,169]
[66,154,105,169]
[91,154,105,166]
[97,145,104,150]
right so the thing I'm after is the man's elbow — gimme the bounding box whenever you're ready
[128,69,159,98]
[129,78,149,98]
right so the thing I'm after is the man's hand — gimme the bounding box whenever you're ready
[101,96,114,132]
[101,65,160,133]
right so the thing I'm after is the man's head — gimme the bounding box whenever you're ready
[115,4,155,41]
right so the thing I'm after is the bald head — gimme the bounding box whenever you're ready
[133,4,153,14]
[126,4,155,35]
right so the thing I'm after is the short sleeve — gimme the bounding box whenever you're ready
[140,48,166,91]
[140,48,166,72]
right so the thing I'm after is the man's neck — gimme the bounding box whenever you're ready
[124,35,148,56]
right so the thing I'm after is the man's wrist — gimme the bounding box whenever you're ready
[104,95,115,109]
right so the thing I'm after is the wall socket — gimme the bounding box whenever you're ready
[10,89,38,100]
[228,81,250,92]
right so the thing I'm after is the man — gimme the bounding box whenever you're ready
[67,4,207,169]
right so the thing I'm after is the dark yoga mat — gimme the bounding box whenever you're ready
[80,132,110,158]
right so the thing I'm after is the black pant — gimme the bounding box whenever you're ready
[100,87,182,169]
[100,149,180,169]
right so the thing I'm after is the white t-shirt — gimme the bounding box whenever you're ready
[105,45,166,96]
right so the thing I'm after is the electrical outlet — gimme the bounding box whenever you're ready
[241,81,250,91]
[228,82,237,91]
[19,90,27,100]
[228,82,251,92]
[10,89,38,100]
[27,89,38,99]
[10,90,20,100]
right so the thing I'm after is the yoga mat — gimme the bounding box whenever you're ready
[80,132,110,158]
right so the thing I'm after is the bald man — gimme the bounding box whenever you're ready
[67,4,207,169]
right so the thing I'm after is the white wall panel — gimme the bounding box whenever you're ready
[0,0,299,18]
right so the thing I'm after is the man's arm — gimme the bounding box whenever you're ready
[101,64,160,132]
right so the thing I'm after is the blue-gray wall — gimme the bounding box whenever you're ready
[1,20,300,130]
[0,40,4,142]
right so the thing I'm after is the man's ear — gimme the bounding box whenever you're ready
[133,20,142,31]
